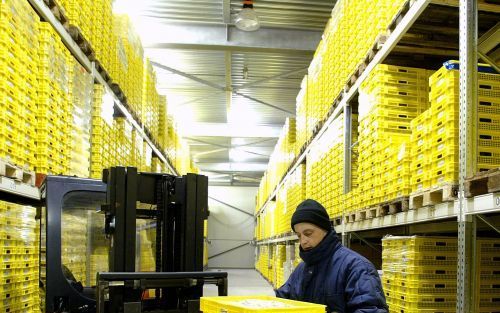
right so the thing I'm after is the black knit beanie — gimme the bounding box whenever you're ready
[291,199,331,232]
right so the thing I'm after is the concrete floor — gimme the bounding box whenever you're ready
[203,268,275,297]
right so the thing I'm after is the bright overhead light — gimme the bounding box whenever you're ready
[235,1,260,32]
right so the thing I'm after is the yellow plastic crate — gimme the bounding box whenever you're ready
[200,296,326,313]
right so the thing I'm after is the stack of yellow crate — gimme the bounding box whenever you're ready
[68,58,93,177]
[286,164,306,220]
[61,212,88,284]
[0,0,39,170]
[90,85,115,179]
[410,65,500,192]
[142,59,159,138]
[275,184,288,236]
[158,95,169,153]
[294,242,301,267]
[306,0,409,135]
[274,245,286,288]
[37,22,72,175]
[357,65,429,207]
[477,239,500,312]
[410,108,433,192]
[114,117,134,167]
[138,221,156,272]
[89,214,108,286]
[306,114,348,217]
[295,76,308,154]
[0,201,39,313]
[142,140,153,172]
[382,236,457,313]
[131,129,145,171]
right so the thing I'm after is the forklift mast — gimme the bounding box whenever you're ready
[42,167,223,313]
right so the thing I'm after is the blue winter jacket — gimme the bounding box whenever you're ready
[275,231,388,313]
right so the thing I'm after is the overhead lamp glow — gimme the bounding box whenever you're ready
[235,1,260,32]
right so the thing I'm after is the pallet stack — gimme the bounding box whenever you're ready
[37,22,72,175]
[477,239,500,312]
[90,85,115,178]
[356,65,429,209]
[306,113,357,218]
[274,245,286,288]
[306,0,408,136]
[0,0,39,171]
[409,64,500,200]
[0,201,39,313]
[68,59,93,178]
[61,212,88,284]
[382,236,458,313]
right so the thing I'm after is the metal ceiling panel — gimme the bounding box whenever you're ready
[230,0,335,30]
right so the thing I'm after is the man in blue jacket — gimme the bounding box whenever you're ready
[275,199,388,313]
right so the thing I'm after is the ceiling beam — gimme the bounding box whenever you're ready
[234,67,307,91]
[181,122,281,138]
[152,62,293,115]
[197,162,268,172]
[143,24,320,54]
[223,0,231,24]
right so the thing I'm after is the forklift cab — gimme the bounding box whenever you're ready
[40,167,227,313]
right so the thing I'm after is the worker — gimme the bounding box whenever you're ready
[275,199,388,313]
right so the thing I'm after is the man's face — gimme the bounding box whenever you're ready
[294,222,328,251]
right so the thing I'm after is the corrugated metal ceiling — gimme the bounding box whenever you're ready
[129,0,336,183]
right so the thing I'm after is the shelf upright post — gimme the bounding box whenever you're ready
[343,103,352,194]
[457,0,478,312]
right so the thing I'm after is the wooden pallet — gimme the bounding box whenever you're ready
[465,168,500,197]
[43,0,70,31]
[332,216,343,226]
[377,196,410,216]
[410,184,458,209]
[0,159,36,186]
[68,25,94,58]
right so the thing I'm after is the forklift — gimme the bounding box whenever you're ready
[40,167,227,313]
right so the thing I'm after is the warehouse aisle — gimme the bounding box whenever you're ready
[203,269,275,296]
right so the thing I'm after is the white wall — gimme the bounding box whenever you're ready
[207,186,257,268]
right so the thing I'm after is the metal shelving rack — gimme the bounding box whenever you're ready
[254,1,500,311]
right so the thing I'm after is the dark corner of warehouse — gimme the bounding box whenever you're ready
[0,0,499,313]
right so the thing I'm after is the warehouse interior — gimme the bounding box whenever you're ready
[0,0,499,312]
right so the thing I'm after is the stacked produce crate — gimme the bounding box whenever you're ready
[306,0,408,135]
[357,65,429,207]
[477,239,500,312]
[142,59,159,138]
[158,95,169,153]
[114,117,134,167]
[275,185,288,236]
[61,211,88,284]
[37,22,72,175]
[283,164,306,232]
[90,85,115,179]
[295,76,309,154]
[306,114,349,217]
[137,221,156,272]
[410,64,500,192]
[0,0,39,170]
[0,201,39,313]
[274,245,286,288]
[89,214,109,286]
[68,59,93,177]
[382,236,458,313]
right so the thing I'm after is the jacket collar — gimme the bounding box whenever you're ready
[299,230,340,265]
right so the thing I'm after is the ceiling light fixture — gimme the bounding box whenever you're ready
[235,0,260,32]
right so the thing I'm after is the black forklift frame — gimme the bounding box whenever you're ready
[42,167,227,313]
